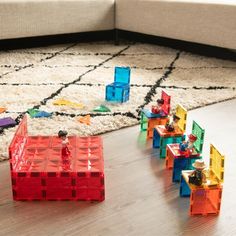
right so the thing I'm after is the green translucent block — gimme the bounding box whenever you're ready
[27,108,40,118]
[159,136,184,159]
[160,136,184,147]
[192,121,205,154]
[140,112,148,131]
[93,105,111,112]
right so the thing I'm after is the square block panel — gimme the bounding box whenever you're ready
[106,83,130,103]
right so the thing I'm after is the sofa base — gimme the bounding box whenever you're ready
[0,30,115,50]
[0,29,235,61]
[117,30,236,61]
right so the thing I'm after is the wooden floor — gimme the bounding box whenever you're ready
[1,99,236,236]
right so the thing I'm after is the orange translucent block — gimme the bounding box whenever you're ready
[180,144,225,216]
[78,115,91,125]
[190,187,222,216]
[147,118,169,139]
[0,107,6,113]
[9,116,105,201]
[181,171,223,216]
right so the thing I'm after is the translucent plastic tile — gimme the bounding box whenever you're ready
[176,104,187,133]
[192,121,205,154]
[210,144,225,183]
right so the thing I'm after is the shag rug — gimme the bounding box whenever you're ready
[0,41,236,161]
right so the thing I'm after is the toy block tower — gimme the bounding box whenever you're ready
[140,90,170,139]
[105,66,131,103]
[166,121,205,182]
[153,104,187,158]
[180,144,225,216]
[9,116,105,201]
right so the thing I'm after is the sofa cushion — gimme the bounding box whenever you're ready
[116,0,236,49]
[0,0,115,40]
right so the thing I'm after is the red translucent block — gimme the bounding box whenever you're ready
[161,90,171,116]
[9,116,105,201]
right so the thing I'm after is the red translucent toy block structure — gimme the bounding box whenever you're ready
[9,116,105,201]
[140,90,171,139]
[180,144,224,216]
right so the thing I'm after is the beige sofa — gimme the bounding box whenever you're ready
[0,0,115,40]
[116,0,236,49]
[0,0,236,49]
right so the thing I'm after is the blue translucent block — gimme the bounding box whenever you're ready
[160,147,166,159]
[153,129,161,148]
[106,67,131,103]
[114,67,131,84]
[180,175,191,197]
[173,156,202,182]
[142,109,162,119]
[106,83,130,103]
[34,111,52,118]
[173,158,189,182]
[153,130,184,149]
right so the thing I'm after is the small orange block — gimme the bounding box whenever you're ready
[0,107,6,113]
[147,117,168,139]
[78,115,91,125]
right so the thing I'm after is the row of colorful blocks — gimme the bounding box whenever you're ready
[140,91,224,216]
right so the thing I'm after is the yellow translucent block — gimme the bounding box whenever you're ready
[53,99,84,108]
[182,170,222,190]
[176,104,187,133]
[210,144,225,183]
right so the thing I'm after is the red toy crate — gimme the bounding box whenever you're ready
[9,116,105,201]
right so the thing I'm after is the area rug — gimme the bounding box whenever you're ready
[0,41,236,161]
